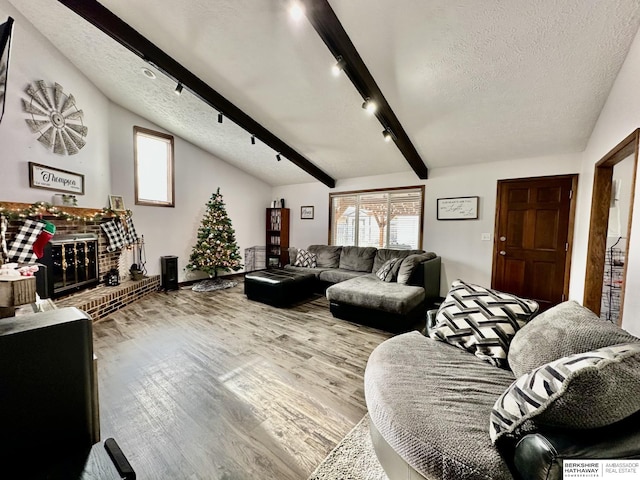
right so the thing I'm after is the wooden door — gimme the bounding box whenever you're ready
[492,175,577,311]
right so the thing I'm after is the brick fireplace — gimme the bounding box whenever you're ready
[2,202,160,320]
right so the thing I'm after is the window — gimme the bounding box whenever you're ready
[330,186,424,249]
[134,126,175,207]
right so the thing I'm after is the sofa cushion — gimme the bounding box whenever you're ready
[326,274,424,315]
[366,332,515,480]
[339,246,377,272]
[372,248,423,272]
[283,265,327,279]
[397,252,437,285]
[375,258,401,282]
[318,268,367,284]
[430,280,539,368]
[307,245,342,268]
[293,248,317,268]
[490,343,640,443]
[509,300,640,377]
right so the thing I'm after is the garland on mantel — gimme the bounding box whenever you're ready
[0,201,132,222]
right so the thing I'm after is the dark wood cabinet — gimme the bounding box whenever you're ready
[266,208,290,268]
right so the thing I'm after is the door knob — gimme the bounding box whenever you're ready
[500,236,506,242]
[499,250,506,256]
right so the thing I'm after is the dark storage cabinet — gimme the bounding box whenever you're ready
[266,208,290,268]
[161,256,179,291]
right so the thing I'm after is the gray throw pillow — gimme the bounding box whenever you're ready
[508,300,640,377]
[339,246,377,272]
[307,245,342,268]
[490,343,640,443]
[430,280,539,367]
[396,252,436,284]
[375,258,401,282]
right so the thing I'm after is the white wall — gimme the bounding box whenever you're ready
[108,103,272,281]
[570,25,640,336]
[0,1,111,206]
[274,153,582,294]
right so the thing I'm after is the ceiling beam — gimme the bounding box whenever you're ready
[300,0,429,179]
[57,0,336,188]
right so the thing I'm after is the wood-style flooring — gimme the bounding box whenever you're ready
[93,280,392,480]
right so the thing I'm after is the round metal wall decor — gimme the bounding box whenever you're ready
[22,80,88,155]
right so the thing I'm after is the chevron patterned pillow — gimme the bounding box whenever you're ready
[429,280,539,367]
[375,258,401,282]
[293,249,317,268]
[490,343,640,443]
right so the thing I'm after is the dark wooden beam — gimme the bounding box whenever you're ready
[57,0,336,188]
[300,0,429,179]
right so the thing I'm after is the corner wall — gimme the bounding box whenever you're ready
[570,25,640,336]
[108,103,272,281]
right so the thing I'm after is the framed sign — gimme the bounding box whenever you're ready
[28,162,85,194]
[301,205,314,219]
[437,196,479,220]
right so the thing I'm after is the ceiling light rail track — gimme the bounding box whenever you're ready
[57,0,336,188]
[297,0,429,179]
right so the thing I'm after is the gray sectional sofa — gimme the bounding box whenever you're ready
[365,297,640,480]
[285,245,441,331]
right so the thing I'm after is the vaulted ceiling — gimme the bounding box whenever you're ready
[9,0,640,186]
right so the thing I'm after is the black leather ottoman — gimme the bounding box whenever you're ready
[244,269,315,306]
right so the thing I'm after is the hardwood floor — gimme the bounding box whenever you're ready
[93,280,392,479]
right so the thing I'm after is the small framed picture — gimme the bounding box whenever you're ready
[109,195,126,211]
[437,196,479,220]
[301,205,314,219]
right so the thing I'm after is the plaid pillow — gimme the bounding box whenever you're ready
[293,249,317,268]
[7,219,44,263]
[100,219,126,252]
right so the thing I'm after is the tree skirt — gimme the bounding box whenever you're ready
[191,278,238,292]
[308,414,388,480]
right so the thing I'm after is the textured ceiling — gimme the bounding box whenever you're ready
[8,0,640,186]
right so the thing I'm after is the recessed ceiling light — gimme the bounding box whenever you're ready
[289,3,305,21]
[141,67,156,79]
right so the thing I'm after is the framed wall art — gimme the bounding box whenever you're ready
[109,195,126,211]
[437,196,479,220]
[29,162,85,194]
[301,206,314,220]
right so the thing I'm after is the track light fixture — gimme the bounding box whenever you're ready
[251,134,256,145]
[218,112,223,123]
[383,128,393,142]
[332,56,346,77]
[289,2,305,21]
[362,97,377,115]
[276,153,282,161]
[174,82,183,95]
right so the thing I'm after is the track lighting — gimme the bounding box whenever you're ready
[362,97,377,115]
[218,112,223,123]
[276,153,282,162]
[332,56,346,77]
[383,129,393,142]
[289,2,305,21]
[251,134,256,145]
[174,82,183,95]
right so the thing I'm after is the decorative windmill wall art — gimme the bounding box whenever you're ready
[22,80,88,155]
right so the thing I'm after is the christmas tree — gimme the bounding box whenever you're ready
[186,188,243,278]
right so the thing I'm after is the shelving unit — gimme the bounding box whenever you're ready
[266,208,290,268]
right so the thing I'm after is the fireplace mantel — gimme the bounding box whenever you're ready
[0,201,121,221]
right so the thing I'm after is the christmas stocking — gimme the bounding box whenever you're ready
[33,220,56,259]
[7,219,44,263]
